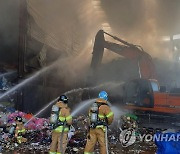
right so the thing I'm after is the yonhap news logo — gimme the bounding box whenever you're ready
[119,129,136,147]
[119,129,180,147]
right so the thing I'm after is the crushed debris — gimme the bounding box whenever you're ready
[0,110,159,154]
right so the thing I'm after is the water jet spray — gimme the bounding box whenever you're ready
[0,61,59,101]
[24,97,58,126]
[0,71,16,78]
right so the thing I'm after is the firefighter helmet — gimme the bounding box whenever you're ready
[58,95,68,104]
[15,116,22,122]
[98,91,108,101]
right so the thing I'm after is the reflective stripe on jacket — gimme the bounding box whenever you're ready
[54,101,72,133]
[17,128,26,134]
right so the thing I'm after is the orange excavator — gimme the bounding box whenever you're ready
[90,30,180,116]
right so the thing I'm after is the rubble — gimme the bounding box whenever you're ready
[0,110,158,154]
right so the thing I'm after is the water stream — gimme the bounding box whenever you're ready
[0,62,58,101]
[71,99,96,116]
[24,97,58,126]
[0,71,16,78]
[24,81,125,124]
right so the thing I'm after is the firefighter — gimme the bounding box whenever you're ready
[14,116,27,144]
[49,95,72,154]
[84,91,114,154]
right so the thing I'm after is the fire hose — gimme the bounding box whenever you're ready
[60,121,66,154]
[105,126,109,154]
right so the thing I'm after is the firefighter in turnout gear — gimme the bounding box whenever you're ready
[49,95,72,154]
[14,116,27,144]
[84,91,114,154]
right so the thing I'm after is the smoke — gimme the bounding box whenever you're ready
[26,0,104,87]
[101,0,180,60]
[2,0,180,85]
[28,0,180,88]
[93,0,180,87]
[54,44,92,87]
[28,0,101,52]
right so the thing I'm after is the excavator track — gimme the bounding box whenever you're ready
[134,111,180,131]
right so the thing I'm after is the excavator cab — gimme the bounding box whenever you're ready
[123,79,154,108]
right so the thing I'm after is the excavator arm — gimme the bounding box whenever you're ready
[91,30,156,79]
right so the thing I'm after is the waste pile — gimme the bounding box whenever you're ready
[0,109,159,154]
[0,110,88,153]
[0,70,17,92]
[0,110,50,153]
[0,77,9,91]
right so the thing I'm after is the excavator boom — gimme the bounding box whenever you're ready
[91,30,156,79]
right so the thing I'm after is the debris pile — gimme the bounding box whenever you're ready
[0,110,51,153]
[0,110,159,154]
